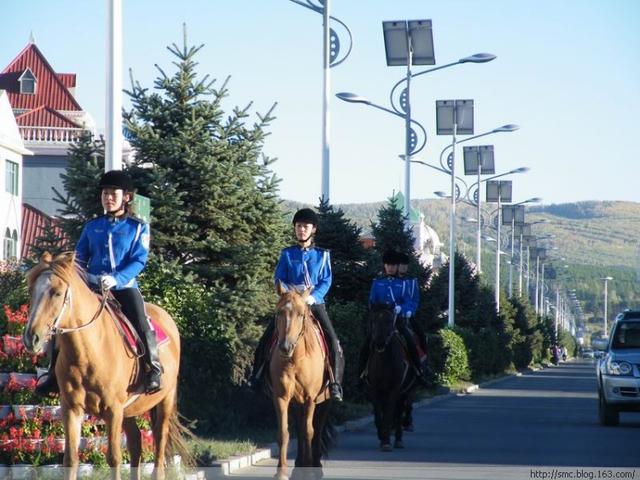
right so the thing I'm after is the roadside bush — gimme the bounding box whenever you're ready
[427,328,470,386]
[0,262,29,331]
[328,301,368,403]
[456,327,511,380]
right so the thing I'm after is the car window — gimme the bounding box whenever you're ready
[622,311,640,320]
[612,322,640,349]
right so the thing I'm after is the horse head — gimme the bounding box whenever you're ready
[23,251,77,354]
[369,303,397,352]
[275,282,310,358]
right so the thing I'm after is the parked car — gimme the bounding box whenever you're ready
[596,309,640,426]
[582,349,595,359]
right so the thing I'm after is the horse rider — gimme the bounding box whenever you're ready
[360,250,429,387]
[396,252,429,369]
[249,208,344,401]
[36,170,163,395]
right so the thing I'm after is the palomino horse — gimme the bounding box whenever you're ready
[23,252,188,480]
[269,285,335,480]
[365,304,416,451]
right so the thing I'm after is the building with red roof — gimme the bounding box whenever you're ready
[0,39,95,216]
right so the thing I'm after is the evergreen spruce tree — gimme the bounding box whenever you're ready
[315,199,373,304]
[122,33,287,328]
[53,131,105,242]
[370,194,414,259]
[25,217,67,264]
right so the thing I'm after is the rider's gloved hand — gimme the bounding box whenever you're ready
[404,311,412,318]
[305,295,316,306]
[394,305,402,315]
[100,275,117,291]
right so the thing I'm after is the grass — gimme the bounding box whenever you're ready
[188,438,258,466]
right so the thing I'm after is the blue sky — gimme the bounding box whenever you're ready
[2,0,639,206]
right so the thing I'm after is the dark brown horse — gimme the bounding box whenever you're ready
[269,285,335,480]
[23,252,189,480]
[365,304,416,451]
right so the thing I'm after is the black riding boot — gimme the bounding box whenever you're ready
[311,304,343,401]
[35,338,59,396]
[249,321,275,391]
[142,326,163,393]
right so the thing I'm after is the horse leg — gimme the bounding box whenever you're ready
[105,407,124,480]
[302,400,316,467]
[62,407,83,480]
[151,392,175,480]
[274,397,290,480]
[122,417,141,480]
[393,396,405,449]
[379,396,394,452]
[293,405,302,467]
[311,401,329,468]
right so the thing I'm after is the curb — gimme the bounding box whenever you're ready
[213,368,539,476]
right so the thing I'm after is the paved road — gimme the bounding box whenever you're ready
[225,361,639,479]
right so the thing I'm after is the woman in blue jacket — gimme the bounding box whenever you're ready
[36,170,162,395]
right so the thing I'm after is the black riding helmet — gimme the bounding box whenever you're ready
[396,252,410,265]
[99,170,134,192]
[382,249,399,265]
[292,208,318,226]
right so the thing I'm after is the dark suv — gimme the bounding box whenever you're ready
[597,309,640,426]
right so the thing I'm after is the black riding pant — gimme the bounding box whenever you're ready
[111,288,151,339]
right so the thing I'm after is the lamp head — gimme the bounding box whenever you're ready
[492,124,520,133]
[459,53,497,64]
[525,197,543,203]
[336,92,371,105]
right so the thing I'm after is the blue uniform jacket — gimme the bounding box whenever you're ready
[403,277,420,316]
[369,276,412,314]
[274,246,332,304]
[75,215,150,290]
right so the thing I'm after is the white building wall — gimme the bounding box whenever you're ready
[0,90,31,261]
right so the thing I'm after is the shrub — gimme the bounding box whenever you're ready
[428,328,470,386]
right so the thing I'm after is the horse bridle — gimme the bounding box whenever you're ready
[42,271,109,338]
[373,311,399,353]
[277,305,309,358]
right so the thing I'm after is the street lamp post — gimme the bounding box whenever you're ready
[486,180,512,311]
[286,0,353,202]
[436,99,474,327]
[600,276,613,337]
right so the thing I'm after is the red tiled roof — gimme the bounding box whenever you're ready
[15,106,81,128]
[56,73,76,89]
[21,203,68,260]
[0,43,82,112]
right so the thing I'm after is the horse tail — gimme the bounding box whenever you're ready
[152,394,196,468]
[315,401,337,459]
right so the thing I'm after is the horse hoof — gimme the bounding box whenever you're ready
[403,424,414,432]
[274,472,289,480]
[380,443,393,452]
[394,440,404,449]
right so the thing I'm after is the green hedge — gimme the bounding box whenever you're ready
[427,328,470,386]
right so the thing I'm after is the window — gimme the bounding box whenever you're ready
[5,160,18,195]
[19,69,36,95]
[3,228,17,261]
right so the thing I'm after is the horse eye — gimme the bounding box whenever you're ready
[51,290,62,297]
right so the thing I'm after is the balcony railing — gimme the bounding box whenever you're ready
[20,126,85,144]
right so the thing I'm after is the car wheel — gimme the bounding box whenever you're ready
[598,389,619,426]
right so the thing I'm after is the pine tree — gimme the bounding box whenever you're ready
[122,31,287,342]
[53,131,105,242]
[370,194,414,259]
[25,217,67,265]
[314,199,373,304]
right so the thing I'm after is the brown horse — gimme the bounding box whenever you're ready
[269,285,334,480]
[22,252,188,480]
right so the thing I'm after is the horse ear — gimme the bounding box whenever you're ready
[276,281,288,296]
[300,287,312,302]
[55,251,76,266]
[40,252,53,264]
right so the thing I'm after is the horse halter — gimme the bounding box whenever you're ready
[41,271,108,338]
[277,304,308,358]
[374,311,398,353]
